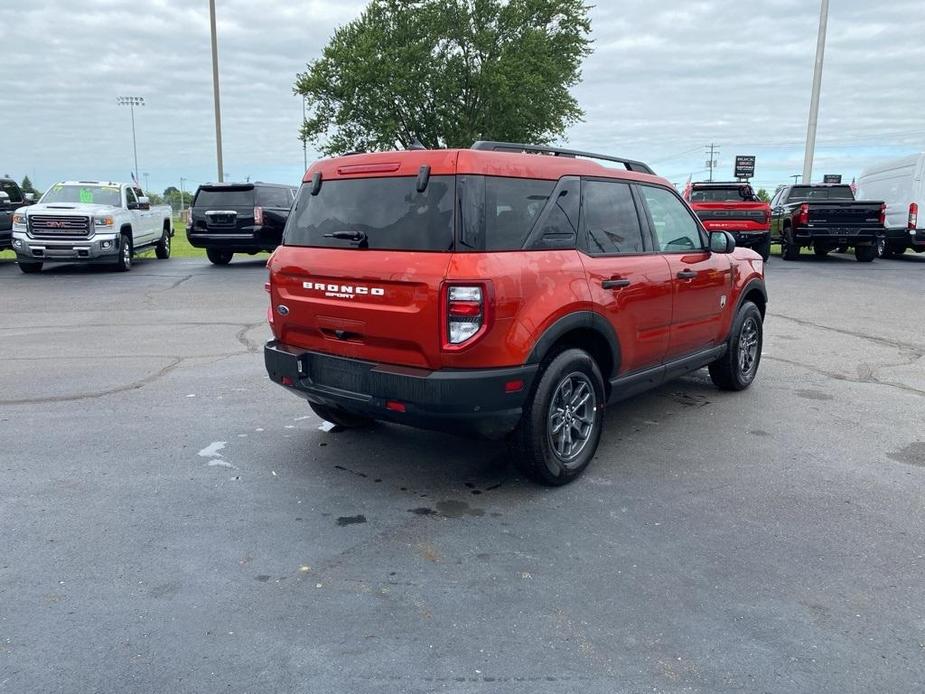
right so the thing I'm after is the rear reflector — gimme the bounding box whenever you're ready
[504,379,525,393]
[386,400,406,413]
[879,202,886,227]
[281,376,294,386]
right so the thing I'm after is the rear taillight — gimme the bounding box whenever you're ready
[443,283,491,350]
[265,273,274,325]
[909,202,918,230]
[797,203,809,226]
[254,206,264,225]
[764,208,771,225]
[879,202,886,226]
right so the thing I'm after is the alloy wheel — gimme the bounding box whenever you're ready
[547,372,597,466]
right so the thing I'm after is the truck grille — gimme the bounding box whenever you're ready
[29,215,92,238]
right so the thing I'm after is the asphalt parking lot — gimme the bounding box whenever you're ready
[1,252,924,693]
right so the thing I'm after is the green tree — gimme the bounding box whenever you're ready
[20,176,36,194]
[162,186,194,211]
[296,0,592,156]
[755,188,771,203]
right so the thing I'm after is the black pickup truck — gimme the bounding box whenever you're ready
[1,178,35,250]
[770,184,884,262]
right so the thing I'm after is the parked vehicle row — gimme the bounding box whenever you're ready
[857,152,925,258]
[683,181,771,260]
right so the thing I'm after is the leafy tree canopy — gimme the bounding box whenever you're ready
[296,0,592,156]
[20,176,36,194]
[755,188,771,203]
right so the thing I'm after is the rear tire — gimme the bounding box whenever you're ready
[781,229,800,261]
[855,244,877,263]
[17,261,43,274]
[753,236,771,262]
[709,301,763,391]
[308,402,374,429]
[114,232,132,272]
[207,249,233,265]
[155,228,171,259]
[511,348,605,486]
[813,245,830,257]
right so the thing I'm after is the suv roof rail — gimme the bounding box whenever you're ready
[471,141,655,175]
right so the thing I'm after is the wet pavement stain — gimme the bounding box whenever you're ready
[408,507,438,516]
[796,389,834,401]
[336,514,367,526]
[435,500,485,518]
[750,429,771,437]
[255,575,271,583]
[887,442,925,467]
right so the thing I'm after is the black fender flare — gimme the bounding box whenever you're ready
[525,310,621,379]
[735,278,768,316]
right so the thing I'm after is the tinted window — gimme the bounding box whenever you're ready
[285,176,454,251]
[527,178,579,250]
[640,186,704,252]
[581,180,645,255]
[690,186,757,202]
[257,187,294,208]
[194,187,256,208]
[787,185,855,201]
[1,180,23,203]
[458,176,554,251]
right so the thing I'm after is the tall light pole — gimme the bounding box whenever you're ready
[209,0,224,182]
[117,96,145,183]
[143,172,150,193]
[802,0,829,184]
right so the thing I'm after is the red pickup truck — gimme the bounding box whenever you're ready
[264,143,767,485]
[684,182,771,260]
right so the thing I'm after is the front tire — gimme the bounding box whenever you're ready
[114,233,132,272]
[155,228,171,259]
[17,261,43,274]
[709,301,763,391]
[207,249,233,265]
[855,244,877,263]
[511,348,605,486]
[308,402,374,429]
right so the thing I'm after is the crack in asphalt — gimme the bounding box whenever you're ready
[768,312,925,356]
[765,355,925,397]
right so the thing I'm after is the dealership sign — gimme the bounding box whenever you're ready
[734,155,756,179]
[823,174,842,184]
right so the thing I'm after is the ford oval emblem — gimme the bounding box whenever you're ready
[277,304,290,316]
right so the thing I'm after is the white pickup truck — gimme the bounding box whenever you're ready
[11,181,173,273]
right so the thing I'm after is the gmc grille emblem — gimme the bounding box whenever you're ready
[303,280,385,299]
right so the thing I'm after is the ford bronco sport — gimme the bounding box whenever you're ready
[264,142,767,485]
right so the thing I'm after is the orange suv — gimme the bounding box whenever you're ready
[264,142,767,485]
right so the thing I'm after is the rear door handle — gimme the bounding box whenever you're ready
[601,278,631,289]
[676,269,697,280]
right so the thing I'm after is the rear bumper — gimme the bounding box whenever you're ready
[885,227,925,249]
[794,227,880,243]
[187,226,281,251]
[264,340,537,439]
[726,230,770,247]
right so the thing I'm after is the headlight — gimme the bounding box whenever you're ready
[94,215,114,226]
[12,213,27,225]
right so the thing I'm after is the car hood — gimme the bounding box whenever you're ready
[24,203,119,216]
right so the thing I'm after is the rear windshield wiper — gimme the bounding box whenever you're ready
[324,230,368,247]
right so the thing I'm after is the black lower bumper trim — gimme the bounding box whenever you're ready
[264,341,537,439]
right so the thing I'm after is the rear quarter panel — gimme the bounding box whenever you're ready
[441,250,592,369]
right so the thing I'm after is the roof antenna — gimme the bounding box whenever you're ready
[408,136,426,151]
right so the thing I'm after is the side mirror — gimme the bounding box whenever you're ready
[137,196,150,210]
[710,231,736,254]
[24,193,36,203]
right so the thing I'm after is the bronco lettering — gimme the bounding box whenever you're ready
[304,280,385,298]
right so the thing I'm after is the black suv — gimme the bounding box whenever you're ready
[187,182,297,264]
[1,178,35,250]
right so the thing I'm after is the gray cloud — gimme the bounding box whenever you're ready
[2,0,923,194]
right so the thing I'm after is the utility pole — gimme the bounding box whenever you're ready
[301,95,308,172]
[209,0,224,182]
[179,177,187,219]
[802,0,829,183]
[117,96,145,183]
[143,172,150,193]
[790,174,802,183]
[705,143,719,182]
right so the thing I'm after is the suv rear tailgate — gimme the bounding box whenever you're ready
[807,201,882,226]
[270,247,451,369]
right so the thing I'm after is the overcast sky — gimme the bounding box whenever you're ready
[3,0,924,195]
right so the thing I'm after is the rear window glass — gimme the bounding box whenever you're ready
[285,176,455,251]
[787,185,854,201]
[256,187,294,208]
[690,186,757,202]
[194,187,255,208]
[1,180,23,204]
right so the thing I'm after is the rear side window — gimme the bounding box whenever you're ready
[285,176,454,251]
[194,187,256,208]
[581,180,645,255]
[639,186,705,252]
[690,186,757,202]
[787,185,854,201]
[458,176,554,251]
[0,181,22,203]
[256,187,294,208]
